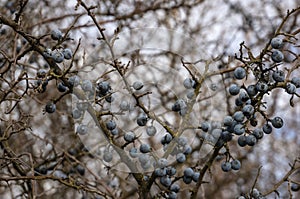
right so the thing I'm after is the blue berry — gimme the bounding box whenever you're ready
[120,101,130,111]
[247,84,258,96]
[81,79,93,92]
[62,48,72,60]
[231,159,241,170]
[212,128,222,139]
[192,172,200,182]
[103,148,113,162]
[154,168,167,177]
[146,126,157,136]
[271,50,284,63]
[235,97,243,106]
[160,176,172,187]
[106,120,116,130]
[137,113,148,126]
[43,48,52,59]
[184,167,194,177]
[183,78,195,89]
[157,158,168,168]
[223,116,234,126]
[251,188,260,198]
[176,153,186,163]
[263,123,272,134]
[166,167,176,176]
[53,170,67,179]
[226,120,237,133]
[201,121,211,132]
[233,111,245,122]
[170,183,180,193]
[57,82,67,92]
[161,133,173,145]
[168,192,177,199]
[132,81,144,90]
[246,134,257,146]
[234,67,246,79]
[210,83,217,91]
[186,89,195,99]
[242,104,255,117]
[76,165,85,175]
[52,51,64,63]
[286,83,296,94]
[129,147,139,158]
[172,99,186,112]
[45,102,56,113]
[76,124,88,135]
[238,135,247,147]
[140,143,151,153]
[291,183,300,192]
[183,176,192,184]
[271,37,283,49]
[51,29,62,40]
[271,116,284,128]
[138,154,150,164]
[272,70,285,82]
[124,132,135,142]
[221,162,232,172]
[68,75,80,87]
[256,82,268,93]
[229,84,240,95]
[234,123,245,135]
[252,128,264,139]
[291,77,300,88]
[72,108,82,119]
[97,81,111,96]
[111,128,119,136]
[183,145,192,155]
[220,131,232,142]
[177,136,188,146]
[239,91,250,102]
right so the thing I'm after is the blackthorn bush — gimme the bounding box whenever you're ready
[0,1,299,199]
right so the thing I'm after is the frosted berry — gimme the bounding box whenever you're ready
[271,50,284,63]
[146,126,157,136]
[229,84,240,95]
[132,81,144,90]
[106,120,116,130]
[221,162,232,172]
[51,29,62,40]
[52,51,64,63]
[231,159,241,170]
[234,67,246,79]
[246,134,257,146]
[124,131,135,142]
[57,82,67,92]
[272,70,285,82]
[286,83,296,94]
[68,75,80,87]
[271,116,284,128]
[176,153,186,163]
[62,48,72,60]
[263,123,272,134]
[81,79,93,92]
[45,102,56,113]
[271,37,283,49]
[76,124,88,135]
[137,113,148,126]
[140,143,151,153]
[183,78,195,89]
